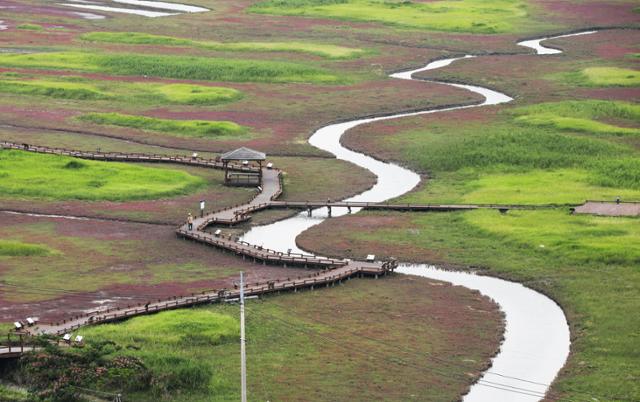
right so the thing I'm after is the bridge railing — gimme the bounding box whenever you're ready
[0,141,258,172]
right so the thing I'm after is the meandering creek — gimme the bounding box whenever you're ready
[241,32,597,400]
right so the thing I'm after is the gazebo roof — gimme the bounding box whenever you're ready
[220,147,266,161]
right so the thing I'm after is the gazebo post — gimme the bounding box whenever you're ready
[223,161,229,184]
[258,160,263,184]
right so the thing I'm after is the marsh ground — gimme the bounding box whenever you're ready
[0,0,638,400]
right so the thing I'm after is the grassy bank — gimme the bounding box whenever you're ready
[0,239,55,257]
[0,150,205,201]
[80,31,367,59]
[0,51,346,84]
[6,275,502,401]
[78,113,249,140]
[0,75,243,105]
[364,100,640,204]
[561,67,640,87]
[250,0,542,34]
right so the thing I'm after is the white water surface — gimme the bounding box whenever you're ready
[240,32,601,401]
[517,30,597,54]
[72,11,106,19]
[110,0,208,12]
[60,3,176,17]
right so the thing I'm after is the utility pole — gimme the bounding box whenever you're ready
[240,272,247,402]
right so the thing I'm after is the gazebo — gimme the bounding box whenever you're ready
[220,147,266,187]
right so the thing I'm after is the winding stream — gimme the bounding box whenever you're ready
[241,32,597,400]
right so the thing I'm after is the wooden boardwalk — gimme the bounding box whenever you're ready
[0,143,397,358]
[1,142,588,358]
[574,200,640,217]
[0,141,258,173]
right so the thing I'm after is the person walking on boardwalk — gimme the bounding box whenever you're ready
[187,213,194,231]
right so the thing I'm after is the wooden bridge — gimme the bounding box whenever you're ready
[0,142,399,358]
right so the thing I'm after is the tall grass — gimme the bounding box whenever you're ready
[79,310,238,394]
[0,75,242,105]
[250,0,536,34]
[0,79,109,100]
[79,112,249,139]
[403,127,627,173]
[155,84,242,105]
[80,31,367,59]
[394,102,639,204]
[562,67,640,87]
[0,240,54,256]
[16,23,43,31]
[0,149,205,201]
[511,100,640,136]
[0,51,345,84]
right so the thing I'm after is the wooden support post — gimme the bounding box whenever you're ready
[327,206,332,217]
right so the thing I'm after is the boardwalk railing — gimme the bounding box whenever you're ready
[0,141,258,173]
[177,229,347,268]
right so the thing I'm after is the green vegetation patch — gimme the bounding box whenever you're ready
[78,112,249,140]
[0,239,55,256]
[154,84,242,105]
[388,102,639,205]
[0,74,243,105]
[460,169,640,204]
[80,31,367,59]
[0,149,205,201]
[465,209,640,265]
[16,23,43,31]
[250,0,533,34]
[0,51,345,84]
[512,100,640,136]
[562,67,640,87]
[0,77,108,100]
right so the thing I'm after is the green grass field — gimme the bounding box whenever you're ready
[561,67,640,87]
[80,31,368,59]
[16,23,43,31]
[78,113,249,140]
[0,74,243,105]
[389,100,640,204]
[0,150,205,201]
[0,239,55,257]
[250,0,540,33]
[0,77,108,100]
[0,51,346,84]
[511,100,640,136]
